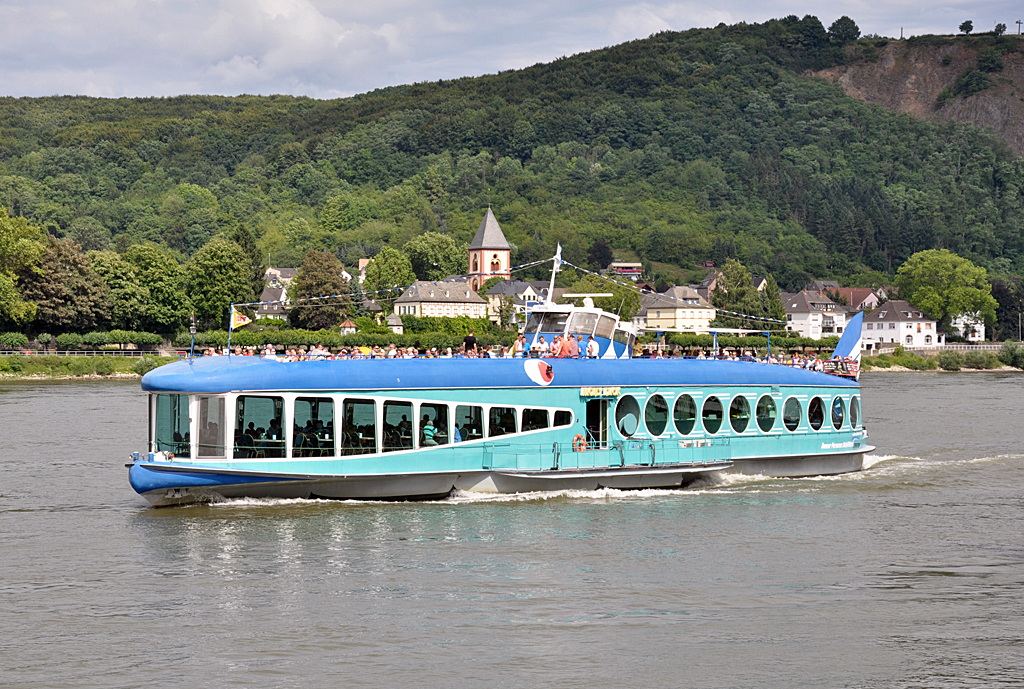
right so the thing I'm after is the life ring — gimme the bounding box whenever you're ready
[573,434,587,452]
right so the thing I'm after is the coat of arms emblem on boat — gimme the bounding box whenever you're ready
[524,360,554,386]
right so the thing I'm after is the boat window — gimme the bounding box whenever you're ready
[673,395,696,435]
[455,405,484,441]
[197,395,226,458]
[595,315,616,339]
[488,407,517,437]
[567,312,599,336]
[554,410,572,427]
[342,399,376,455]
[783,398,802,431]
[756,395,777,432]
[615,395,641,437]
[155,393,190,457]
[808,397,824,431]
[525,312,569,334]
[831,397,846,430]
[419,403,449,447]
[522,408,549,432]
[383,401,414,453]
[850,396,860,428]
[644,394,669,436]
[294,397,335,458]
[613,330,630,345]
[702,396,723,434]
[729,396,750,433]
[235,395,285,459]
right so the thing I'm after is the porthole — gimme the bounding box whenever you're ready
[644,394,669,436]
[783,397,801,431]
[831,396,846,430]
[729,396,750,433]
[850,396,860,429]
[756,395,777,432]
[615,395,641,437]
[674,395,697,435]
[808,397,824,431]
[702,396,723,434]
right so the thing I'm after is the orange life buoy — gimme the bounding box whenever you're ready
[573,434,586,452]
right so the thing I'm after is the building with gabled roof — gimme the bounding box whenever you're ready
[634,286,716,333]
[861,300,942,349]
[467,208,511,291]
[256,286,288,320]
[784,290,847,340]
[394,280,488,319]
[833,287,880,311]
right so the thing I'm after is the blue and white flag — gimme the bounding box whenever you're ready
[553,243,562,271]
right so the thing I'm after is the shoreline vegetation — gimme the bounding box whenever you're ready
[0,354,175,380]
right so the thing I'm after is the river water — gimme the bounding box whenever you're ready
[1,372,1022,688]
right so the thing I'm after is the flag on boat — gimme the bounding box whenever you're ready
[230,307,252,330]
[831,311,862,362]
[553,243,562,271]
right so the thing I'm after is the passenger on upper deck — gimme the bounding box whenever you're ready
[463,329,478,354]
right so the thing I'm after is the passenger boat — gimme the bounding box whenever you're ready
[128,263,872,507]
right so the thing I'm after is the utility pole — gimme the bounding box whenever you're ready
[1017,20,1022,35]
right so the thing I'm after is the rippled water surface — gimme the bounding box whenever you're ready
[1,372,1023,688]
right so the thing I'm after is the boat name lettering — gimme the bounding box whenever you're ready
[580,386,621,397]
[821,441,855,450]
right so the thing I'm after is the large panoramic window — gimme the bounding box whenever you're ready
[615,395,641,437]
[294,397,335,458]
[595,315,616,339]
[729,396,750,433]
[342,399,376,455]
[808,397,825,431]
[197,395,226,458]
[756,396,777,433]
[154,393,190,457]
[783,398,802,432]
[419,403,449,447]
[673,395,696,435]
[383,401,414,453]
[455,405,483,441]
[702,396,723,434]
[521,408,549,432]
[235,395,285,459]
[850,396,860,429]
[525,312,570,334]
[644,395,669,436]
[567,312,599,337]
[831,397,846,430]
[489,407,517,437]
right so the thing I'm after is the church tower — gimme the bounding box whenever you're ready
[467,208,511,291]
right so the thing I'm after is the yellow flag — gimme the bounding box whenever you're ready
[231,309,252,329]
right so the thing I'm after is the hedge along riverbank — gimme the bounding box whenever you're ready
[0,354,176,377]
[664,333,841,351]
[174,329,518,351]
[54,331,164,349]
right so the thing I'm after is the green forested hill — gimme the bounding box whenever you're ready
[2,14,1023,297]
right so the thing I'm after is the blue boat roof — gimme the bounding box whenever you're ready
[141,356,858,393]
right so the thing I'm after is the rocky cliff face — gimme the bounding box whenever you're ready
[814,41,1024,155]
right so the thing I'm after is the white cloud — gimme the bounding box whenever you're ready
[0,0,1020,98]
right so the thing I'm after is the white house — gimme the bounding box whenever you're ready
[783,291,847,340]
[634,286,717,333]
[394,280,489,319]
[861,300,943,350]
[950,314,986,342]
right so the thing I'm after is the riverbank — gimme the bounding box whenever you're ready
[0,354,175,380]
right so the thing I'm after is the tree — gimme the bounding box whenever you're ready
[0,207,45,327]
[759,275,788,330]
[995,23,1007,36]
[186,238,251,329]
[229,222,267,303]
[991,277,1024,341]
[828,16,861,44]
[712,259,764,328]
[559,273,642,321]
[894,249,997,332]
[362,246,416,312]
[289,250,350,330]
[403,232,466,281]
[89,250,149,331]
[587,239,614,269]
[18,237,107,333]
[123,244,191,334]
[959,20,973,35]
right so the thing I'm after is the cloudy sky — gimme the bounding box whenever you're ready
[0,1,1018,99]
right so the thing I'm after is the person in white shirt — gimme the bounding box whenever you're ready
[586,336,600,358]
[387,343,398,359]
